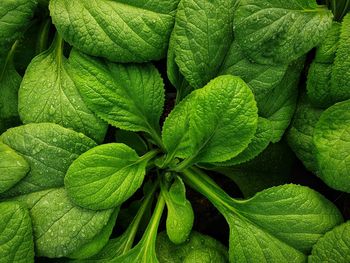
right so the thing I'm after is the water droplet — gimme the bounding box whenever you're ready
[49,105,56,115]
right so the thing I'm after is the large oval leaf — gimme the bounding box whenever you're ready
[65,143,157,210]
[13,188,116,258]
[163,75,258,166]
[313,99,350,193]
[0,123,96,197]
[49,0,179,62]
[234,0,333,64]
[18,36,107,143]
[68,50,164,145]
[172,0,235,89]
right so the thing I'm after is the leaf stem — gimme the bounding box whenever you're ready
[172,156,196,172]
[123,181,159,253]
[140,193,165,251]
[140,148,160,163]
[340,0,350,20]
[148,127,165,152]
[36,18,52,53]
[181,167,236,214]
[0,40,19,81]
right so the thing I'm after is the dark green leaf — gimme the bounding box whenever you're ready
[0,123,96,197]
[49,0,179,62]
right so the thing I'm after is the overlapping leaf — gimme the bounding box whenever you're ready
[50,0,179,62]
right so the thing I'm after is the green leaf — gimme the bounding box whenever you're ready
[314,22,341,63]
[227,215,305,263]
[309,221,350,263]
[166,31,193,102]
[161,177,194,244]
[68,49,165,146]
[69,208,120,259]
[232,185,343,253]
[18,35,107,143]
[313,99,350,193]
[307,22,341,108]
[306,62,334,109]
[0,0,37,57]
[331,13,350,103]
[186,75,258,164]
[257,59,303,142]
[218,41,302,143]
[0,142,29,194]
[163,75,258,168]
[287,95,323,173]
[0,201,34,263]
[182,169,343,263]
[156,231,228,263]
[49,0,179,62]
[172,0,235,89]
[0,123,96,197]
[65,143,158,210]
[0,42,22,134]
[13,188,116,258]
[162,94,193,164]
[234,0,333,64]
[214,117,272,166]
[219,42,288,103]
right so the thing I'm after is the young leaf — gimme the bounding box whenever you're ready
[186,75,258,164]
[18,35,108,143]
[163,75,258,168]
[162,94,194,164]
[309,221,350,263]
[68,49,165,147]
[0,142,29,194]
[0,201,34,263]
[0,123,96,197]
[234,0,333,64]
[172,0,235,89]
[0,0,37,57]
[313,99,350,193]
[13,188,116,258]
[287,95,323,173]
[49,0,179,62]
[65,143,158,210]
[156,231,228,263]
[182,168,343,263]
[0,41,22,134]
[331,13,350,103]
[161,176,194,244]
